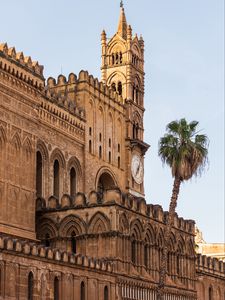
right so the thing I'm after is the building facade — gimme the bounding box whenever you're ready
[0,4,224,300]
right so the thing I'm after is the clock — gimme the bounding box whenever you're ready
[131,154,144,184]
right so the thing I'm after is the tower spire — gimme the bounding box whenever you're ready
[117,1,127,40]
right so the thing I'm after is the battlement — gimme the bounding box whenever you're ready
[36,188,195,234]
[0,235,114,273]
[47,70,125,106]
[0,42,44,90]
[196,253,225,277]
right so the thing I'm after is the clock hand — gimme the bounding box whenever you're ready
[136,162,140,176]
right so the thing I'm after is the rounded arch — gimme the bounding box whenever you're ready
[130,219,143,240]
[59,214,86,237]
[67,156,82,177]
[36,139,49,161]
[88,212,110,234]
[50,148,66,168]
[95,167,118,191]
[37,217,58,239]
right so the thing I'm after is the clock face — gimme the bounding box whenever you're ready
[131,154,144,184]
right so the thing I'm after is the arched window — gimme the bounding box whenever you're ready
[131,239,136,264]
[54,277,59,300]
[99,146,102,159]
[209,287,213,300]
[109,138,111,148]
[99,133,102,142]
[109,151,111,163]
[45,233,50,247]
[53,160,60,198]
[118,144,120,153]
[88,140,92,153]
[144,244,148,268]
[36,151,43,197]
[80,281,85,300]
[104,286,109,300]
[118,82,122,96]
[89,127,92,136]
[70,167,76,197]
[28,272,34,300]
[71,231,76,254]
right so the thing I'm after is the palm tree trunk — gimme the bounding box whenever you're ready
[157,175,181,300]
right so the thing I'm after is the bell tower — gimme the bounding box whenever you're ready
[101,2,149,197]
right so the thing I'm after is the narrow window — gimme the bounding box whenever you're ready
[89,127,92,136]
[112,54,115,65]
[144,245,148,268]
[45,233,50,247]
[109,138,111,148]
[36,151,42,197]
[99,146,102,159]
[99,133,102,142]
[133,86,135,102]
[71,231,76,254]
[104,286,109,300]
[135,125,139,139]
[89,140,92,153]
[118,156,121,168]
[133,124,136,139]
[176,255,180,275]
[111,83,116,91]
[80,281,85,300]
[54,277,59,300]
[167,253,170,274]
[120,52,123,64]
[118,144,120,153]
[209,287,213,300]
[70,167,76,197]
[136,88,139,104]
[131,239,136,264]
[109,151,111,163]
[115,53,119,64]
[53,160,59,198]
[118,82,122,96]
[28,272,34,300]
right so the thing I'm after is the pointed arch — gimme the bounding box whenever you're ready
[130,219,143,240]
[59,214,86,237]
[36,139,49,161]
[144,224,156,245]
[11,132,21,151]
[88,212,110,234]
[119,212,129,234]
[37,218,58,240]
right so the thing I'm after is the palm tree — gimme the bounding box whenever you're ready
[157,118,208,299]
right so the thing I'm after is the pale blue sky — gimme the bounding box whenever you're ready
[1,0,224,242]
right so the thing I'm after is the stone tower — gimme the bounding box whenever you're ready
[101,3,149,197]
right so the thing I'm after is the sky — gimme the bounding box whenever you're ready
[0,0,224,243]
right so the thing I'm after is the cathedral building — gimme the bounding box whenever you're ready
[0,4,224,300]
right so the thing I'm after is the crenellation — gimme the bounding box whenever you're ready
[0,42,44,91]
